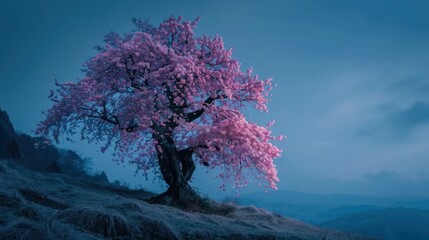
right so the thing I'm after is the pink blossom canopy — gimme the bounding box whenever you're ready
[37,16,282,190]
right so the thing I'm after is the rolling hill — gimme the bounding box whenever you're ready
[319,208,429,240]
[0,160,372,240]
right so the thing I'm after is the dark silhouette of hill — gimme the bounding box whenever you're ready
[0,108,110,185]
[0,108,20,160]
[319,208,429,240]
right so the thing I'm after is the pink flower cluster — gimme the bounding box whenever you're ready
[37,16,283,190]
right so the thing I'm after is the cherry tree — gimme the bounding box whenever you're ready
[37,16,282,205]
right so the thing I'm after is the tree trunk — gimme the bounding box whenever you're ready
[147,132,199,207]
[179,148,195,182]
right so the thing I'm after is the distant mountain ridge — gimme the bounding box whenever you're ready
[240,190,404,207]
[319,208,429,240]
[236,191,429,240]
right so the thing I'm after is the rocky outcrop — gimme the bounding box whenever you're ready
[0,109,109,186]
[0,108,20,160]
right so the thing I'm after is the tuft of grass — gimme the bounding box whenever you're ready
[0,221,45,240]
[181,231,216,240]
[105,201,142,212]
[222,233,281,240]
[134,215,180,240]
[14,206,39,219]
[57,208,130,238]
[18,188,69,210]
[181,197,237,216]
[0,192,21,209]
[0,192,39,219]
[285,237,303,240]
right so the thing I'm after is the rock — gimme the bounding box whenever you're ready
[92,171,109,184]
[47,160,62,173]
[0,108,20,160]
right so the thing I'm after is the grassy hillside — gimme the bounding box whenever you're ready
[0,160,373,240]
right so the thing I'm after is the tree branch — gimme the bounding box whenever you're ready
[185,93,227,122]
[80,103,140,132]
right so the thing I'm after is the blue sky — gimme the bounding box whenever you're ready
[1,0,428,198]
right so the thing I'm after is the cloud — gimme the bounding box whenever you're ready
[364,171,402,182]
[387,77,429,97]
[388,101,429,129]
[361,171,429,198]
[283,170,429,198]
[355,101,429,140]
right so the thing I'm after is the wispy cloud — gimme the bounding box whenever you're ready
[284,170,429,198]
[388,101,429,130]
[356,101,429,140]
[387,77,429,97]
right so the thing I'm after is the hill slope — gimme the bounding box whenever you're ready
[0,160,373,240]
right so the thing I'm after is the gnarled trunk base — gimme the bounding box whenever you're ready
[148,129,201,208]
[146,181,201,208]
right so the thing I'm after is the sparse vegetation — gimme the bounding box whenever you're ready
[0,221,45,240]
[0,160,372,240]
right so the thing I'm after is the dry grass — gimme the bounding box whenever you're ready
[182,196,237,216]
[0,192,21,209]
[57,208,130,238]
[18,188,69,210]
[134,215,180,240]
[0,160,376,240]
[105,201,142,212]
[0,221,45,240]
[56,207,182,239]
